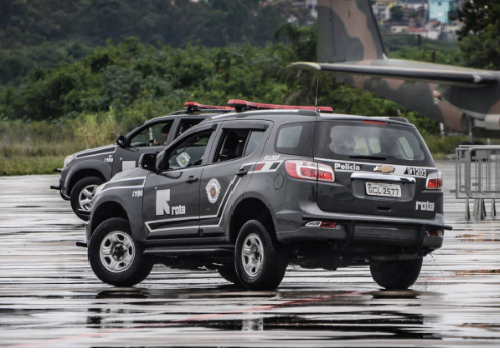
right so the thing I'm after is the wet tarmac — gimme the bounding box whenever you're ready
[0,160,500,347]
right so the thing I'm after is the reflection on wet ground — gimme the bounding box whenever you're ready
[0,162,500,347]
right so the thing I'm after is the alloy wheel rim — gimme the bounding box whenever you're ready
[99,231,136,273]
[241,233,264,278]
[78,184,98,211]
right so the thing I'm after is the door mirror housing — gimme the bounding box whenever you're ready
[139,153,158,172]
[116,135,125,147]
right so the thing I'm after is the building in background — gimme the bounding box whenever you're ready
[429,0,456,24]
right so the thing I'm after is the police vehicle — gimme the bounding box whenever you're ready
[51,103,234,220]
[81,99,452,291]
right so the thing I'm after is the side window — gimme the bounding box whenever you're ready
[212,129,266,163]
[275,122,314,157]
[130,121,173,147]
[213,129,251,163]
[176,118,205,138]
[244,131,265,156]
[166,130,213,170]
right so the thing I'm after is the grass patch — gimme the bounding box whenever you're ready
[0,156,65,176]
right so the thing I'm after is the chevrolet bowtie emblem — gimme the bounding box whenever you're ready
[374,165,395,174]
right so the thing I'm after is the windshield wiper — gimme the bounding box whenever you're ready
[349,155,387,161]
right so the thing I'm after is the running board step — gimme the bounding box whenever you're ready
[144,245,234,256]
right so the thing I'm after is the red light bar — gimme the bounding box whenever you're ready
[184,102,235,111]
[227,99,333,113]
[364,120,386,125]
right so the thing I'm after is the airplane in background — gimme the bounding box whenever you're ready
[290,0,500,139]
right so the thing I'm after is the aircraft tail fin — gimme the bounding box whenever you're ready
[318,0,387,63]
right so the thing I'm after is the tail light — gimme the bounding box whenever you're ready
[426,171,443,190]
[285,160,335,183]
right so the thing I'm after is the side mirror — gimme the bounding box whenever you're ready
[116,135,125,147]
[139,153,157,172]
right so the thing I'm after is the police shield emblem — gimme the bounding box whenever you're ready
[205,178,221,204]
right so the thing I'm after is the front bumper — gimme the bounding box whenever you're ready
[51,167,71,200]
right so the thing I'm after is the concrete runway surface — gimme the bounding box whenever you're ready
[0,160,499,347]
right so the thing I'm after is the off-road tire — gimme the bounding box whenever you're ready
[70,176,104,221]
[369,257,423,290]
[217,265,241,285]
[89,218,153,287]
[235,220,288,291]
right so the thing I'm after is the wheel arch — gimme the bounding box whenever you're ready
[90,201,129,236]
[229,197,276,244]
[66,161,111,195]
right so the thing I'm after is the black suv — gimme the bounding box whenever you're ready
[52,103,234,220]
[81,100,451,291]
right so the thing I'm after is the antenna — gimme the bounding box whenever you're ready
[315,78,319,111]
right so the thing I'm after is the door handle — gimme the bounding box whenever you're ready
[186,176,199,183]
[236,168,248,176]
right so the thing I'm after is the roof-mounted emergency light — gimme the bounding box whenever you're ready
[184,102,235,112]
[226,99,333,113]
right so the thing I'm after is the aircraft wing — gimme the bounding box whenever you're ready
[290,61,498,87]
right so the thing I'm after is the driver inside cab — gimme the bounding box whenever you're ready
[153,123,172,146]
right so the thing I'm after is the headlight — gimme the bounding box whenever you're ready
[64,154,75,167]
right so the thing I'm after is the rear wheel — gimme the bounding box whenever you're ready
[70,176,104,221]
[369,257,423,290]
[235,220,287,291]
[89,218,153,287]
[217,266,241,285]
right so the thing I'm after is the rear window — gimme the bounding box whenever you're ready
[314,121,434,167]
[275,122,314,157]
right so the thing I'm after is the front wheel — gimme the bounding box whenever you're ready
[89,218,153,287]
[70,176,104,221]
[369,257,423,290]
[235,220,288,291]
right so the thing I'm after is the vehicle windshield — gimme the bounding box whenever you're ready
[314,121,434,167]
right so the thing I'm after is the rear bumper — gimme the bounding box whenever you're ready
[276,212,450,250]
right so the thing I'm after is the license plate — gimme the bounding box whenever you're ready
[365,182,401,198]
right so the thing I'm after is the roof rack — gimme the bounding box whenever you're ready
[227,99,334,113]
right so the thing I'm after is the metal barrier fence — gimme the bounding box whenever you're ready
[456,145,500,219]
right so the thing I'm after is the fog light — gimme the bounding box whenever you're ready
[428,229,443,237]
[305,221,340,229]
[305,221,321,227]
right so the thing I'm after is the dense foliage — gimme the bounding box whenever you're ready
[0,0,311,86]
[0,35,446,135]
[455,0,500,70]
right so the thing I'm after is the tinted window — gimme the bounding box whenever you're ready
[314,121,433,166]
[275,122,314,157]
